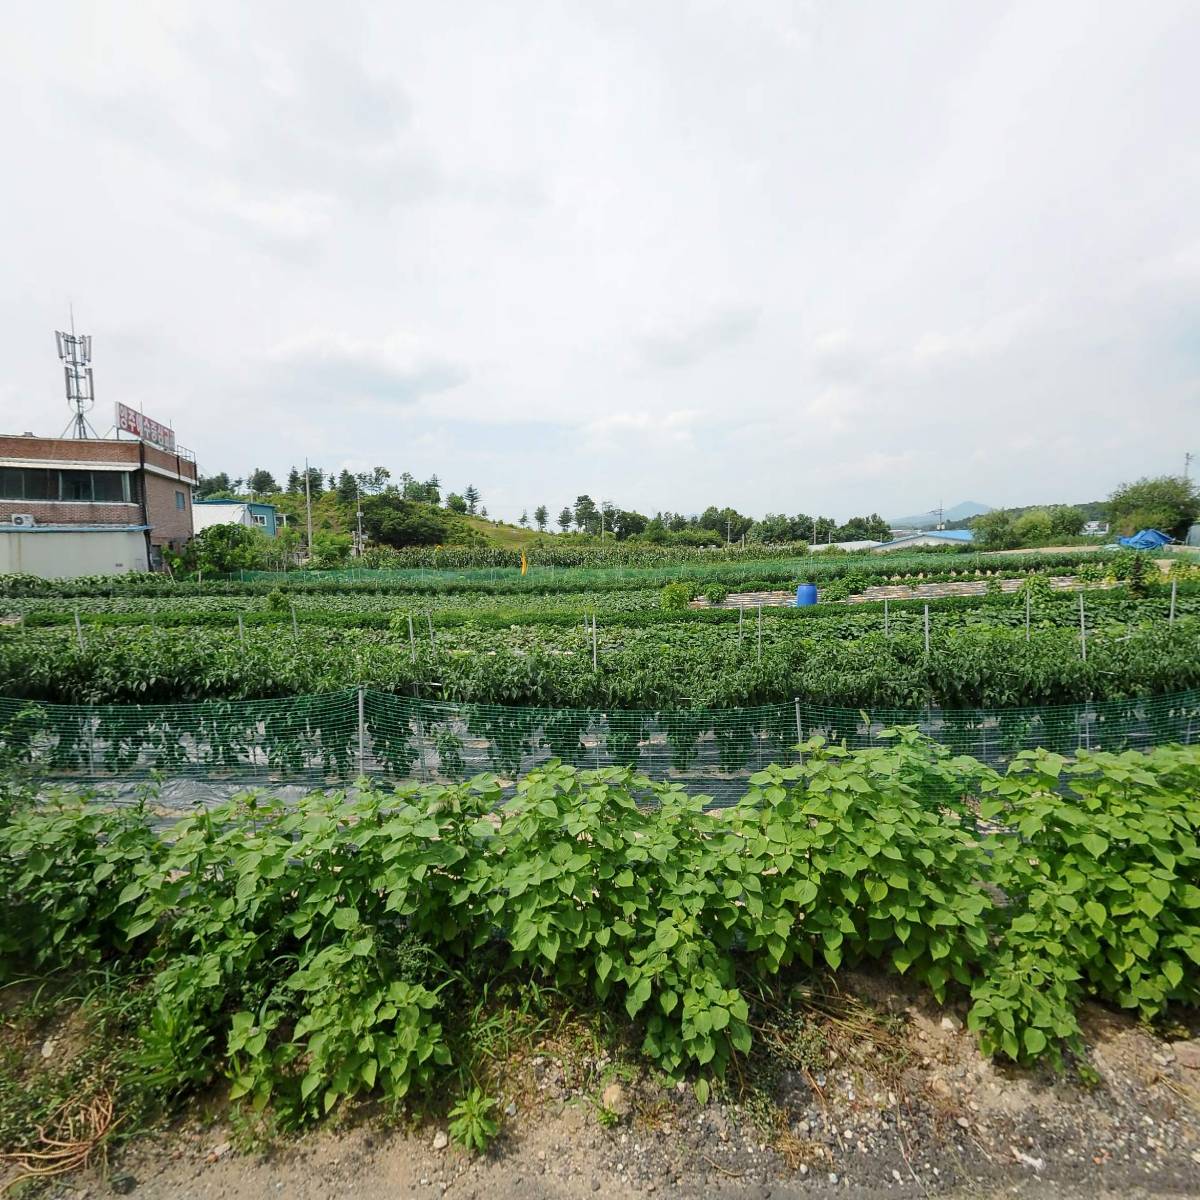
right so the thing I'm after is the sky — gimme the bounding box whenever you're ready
[1,1,1198,525]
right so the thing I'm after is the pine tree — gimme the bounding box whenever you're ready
[534,505,548,532]
[463,484,480,514]
[519,509,529,527]
[286,467,302,494]
[557,507,572,532]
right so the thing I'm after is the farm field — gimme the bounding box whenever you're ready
[0,550,1198,793]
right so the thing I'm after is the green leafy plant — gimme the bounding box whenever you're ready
[660,582,693,612]
[447,1086,500,1151]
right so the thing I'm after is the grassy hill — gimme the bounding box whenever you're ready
[463,516,555,549]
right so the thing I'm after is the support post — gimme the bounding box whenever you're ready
[1170,579,1177,624]
[237,613,245,646]
[1025,589,1031,642]
[408,614,417,665]
[883,596,889,637]
[291,604,299,639]
[592,616,598,671]
[1079,590,1087,661]
[757,605,763,664]
[794,696,804,762]
[74,608,84,652]
[923,604,930,656]
[357,686,365,777]
[427,611,435,645]
[738,605,744,645]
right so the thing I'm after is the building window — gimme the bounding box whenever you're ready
[0,468,133,503]
[253,513,267,526]
[175,490,186,511]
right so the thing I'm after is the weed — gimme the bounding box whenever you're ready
[447,1087,500,1152]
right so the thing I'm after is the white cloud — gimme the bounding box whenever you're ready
[1,0,1198,522]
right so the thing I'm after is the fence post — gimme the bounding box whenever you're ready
[1170,579,1177,624]
[1079,591,1087,661]
[74,608,85,652]
[794,696,804,762]
[357,686,365,777]
[923,604,930,656]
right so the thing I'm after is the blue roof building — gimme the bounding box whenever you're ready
[193,499,279,538]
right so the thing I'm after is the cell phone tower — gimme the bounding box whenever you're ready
[56,308,97,438]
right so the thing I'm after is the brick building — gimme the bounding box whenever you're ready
[0,434,199,576]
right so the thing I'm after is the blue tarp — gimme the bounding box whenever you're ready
[1118,528,1173,550]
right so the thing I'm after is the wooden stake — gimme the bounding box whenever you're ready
[74,608,85,652]
[408,614,417,664]
[923,604,930,656]
[1079,590,1087,661]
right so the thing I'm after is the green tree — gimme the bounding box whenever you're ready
[519,509,529,527]
[336,470,358,505]
[247,469,278,496]
[972,510,1019,550]
[1013,509,1053,545]
[360,495,452,547]
[463,484,481,515]
[286,467,302,494]
[1048,505,1085,539]
[311,531,352,567]
[557,507,572,532]
[446,493,468,514]
[196,472,232,500]
[1107,475,1199,539]
[185,524,265,574]
[423,475,441,506]
[304,466,325,498]
[534,505,549,532]
[573,495,598,534]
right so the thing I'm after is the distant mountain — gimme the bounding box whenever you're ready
[888,501,993,529]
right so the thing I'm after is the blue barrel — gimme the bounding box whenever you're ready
[795,583,818,607]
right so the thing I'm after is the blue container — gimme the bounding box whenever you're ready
[795,583,818,607]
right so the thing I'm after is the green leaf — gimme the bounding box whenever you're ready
[1023,1027,1047,1056]
[1080,834,1108,857]
[694,1078,710,1105]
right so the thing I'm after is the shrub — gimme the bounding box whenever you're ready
[660,582,693,612]
[971,745,1200,1064]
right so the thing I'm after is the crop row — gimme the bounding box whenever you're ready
[3,735,1197,1125]
[3,615,1198,708]
[0,549,1124,599]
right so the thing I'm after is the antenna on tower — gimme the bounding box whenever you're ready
[929,501,945,530]
[56,310,97,438]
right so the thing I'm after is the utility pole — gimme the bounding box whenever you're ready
[304,457,313,558]
[355,476,364,557]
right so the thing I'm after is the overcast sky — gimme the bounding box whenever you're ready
[2,1,1198,523]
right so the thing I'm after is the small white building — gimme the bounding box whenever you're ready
[192,500,279,537]
[810,539,883,553]
[0,523,149,577]
[873,529,975,553]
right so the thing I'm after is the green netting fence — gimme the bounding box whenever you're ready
[2,688,1199,806]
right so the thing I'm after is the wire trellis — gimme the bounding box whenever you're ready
[1,687,1197,806]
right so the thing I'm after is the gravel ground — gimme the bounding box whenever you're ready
[16,974,1199,1200]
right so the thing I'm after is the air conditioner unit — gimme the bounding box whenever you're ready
[8,514,35,528]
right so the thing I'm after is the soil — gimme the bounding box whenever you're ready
[12,972,1199,1200]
